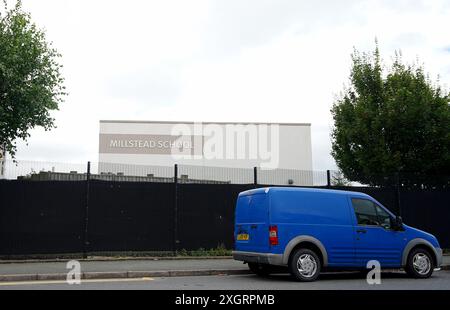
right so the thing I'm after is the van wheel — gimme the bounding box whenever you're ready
[248,263,272,276]
[289,249,321,282]
[405,248,434,279]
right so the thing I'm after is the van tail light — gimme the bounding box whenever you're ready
[269,226,278,246]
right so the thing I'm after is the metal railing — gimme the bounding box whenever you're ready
[0,159,338,186]
[0,159,87,181]
[3,159,447,188]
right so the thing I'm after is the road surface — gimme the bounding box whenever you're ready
[1,270,449,290]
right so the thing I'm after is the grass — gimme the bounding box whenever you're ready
[177,245,231,257]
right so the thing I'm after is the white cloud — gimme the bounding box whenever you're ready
[5,0,450,170]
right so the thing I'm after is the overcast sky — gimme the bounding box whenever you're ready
[8,0,450,170]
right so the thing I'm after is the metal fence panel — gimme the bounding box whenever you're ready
[178,165,254,184]
[1,160,86,181]
[87,181,175,252]
[93,162,174,183]
[258,168,321,186]
[0,181,85,256]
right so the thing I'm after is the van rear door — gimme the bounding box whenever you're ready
[234,192,269,253]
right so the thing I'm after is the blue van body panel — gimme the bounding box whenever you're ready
[403,225,440,248]
[235,193,270,253]
[269,189,355,266]
[234,187,442,269]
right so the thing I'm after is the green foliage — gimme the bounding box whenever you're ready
[178,244,231,257]
[0,1,65,158]
[331,43,450,186]
[331,170,351,187]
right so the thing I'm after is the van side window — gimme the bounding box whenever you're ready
[375,205,392,230]
[351,199,379,226]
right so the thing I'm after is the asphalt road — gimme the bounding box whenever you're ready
[1,270,449,290]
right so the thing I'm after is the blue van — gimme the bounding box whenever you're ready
[233,187,442,282]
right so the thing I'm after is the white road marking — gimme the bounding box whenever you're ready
[0,277,154,287]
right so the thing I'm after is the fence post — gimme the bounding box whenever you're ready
[254,167,258,188]
[395,172,402,217]
[173,164,178,255]
[82,161,91,259]
[327,170,331,187]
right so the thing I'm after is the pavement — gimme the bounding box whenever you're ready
[0,258,249,282]
[0,255,449,284]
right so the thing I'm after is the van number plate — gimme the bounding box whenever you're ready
[237,234,249,241]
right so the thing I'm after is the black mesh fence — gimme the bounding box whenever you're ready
[0,181,85,256]
[0,163,449,257]
[87,181,175,252]
[177,184,255,250]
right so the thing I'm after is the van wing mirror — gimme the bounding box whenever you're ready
[393,216,404,231]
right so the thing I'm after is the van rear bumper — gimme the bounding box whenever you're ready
[232,251,284,266]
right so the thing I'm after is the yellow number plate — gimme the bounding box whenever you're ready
[237,234,249,241]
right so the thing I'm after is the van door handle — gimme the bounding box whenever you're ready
[356,229,367,234]
[250,225,258,229]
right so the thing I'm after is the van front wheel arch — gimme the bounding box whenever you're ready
[289,248,321,282]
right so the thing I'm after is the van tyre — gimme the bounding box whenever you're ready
[405,248,435,279]
[248,263,272,276]
[289,248,321,282]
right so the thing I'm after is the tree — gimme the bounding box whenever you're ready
[0,0,65,159]
[331,43,450,186]
[331,170,351,187]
